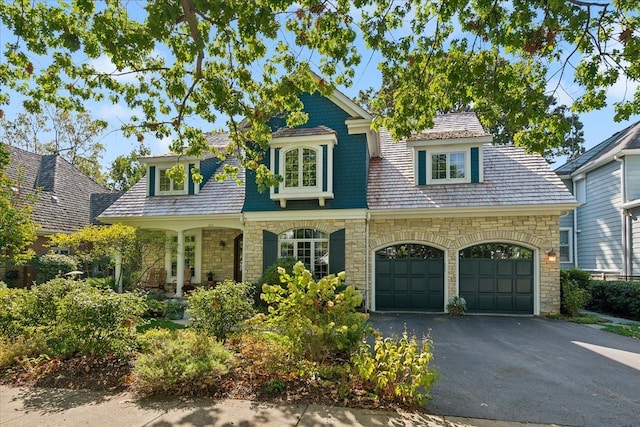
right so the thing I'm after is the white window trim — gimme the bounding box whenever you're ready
[278,229,329,277]
[165,230,202,283]
[270,134,337,208]
[559,227,573,264]
[151,161,200,196]
[415,147,472,185]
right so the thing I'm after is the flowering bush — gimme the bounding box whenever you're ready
[258,262,369,362]
[447,296,467,315]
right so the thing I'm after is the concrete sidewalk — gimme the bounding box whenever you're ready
[0,386,568,427]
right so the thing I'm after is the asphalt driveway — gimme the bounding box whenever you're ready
[370,313,640,427]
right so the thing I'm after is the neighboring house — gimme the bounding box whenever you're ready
[100,90,577,315]
[555,121,640,279]
[3,145,113,285]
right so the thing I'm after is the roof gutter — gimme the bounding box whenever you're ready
[368,203,580,219]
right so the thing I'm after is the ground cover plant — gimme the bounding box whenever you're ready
[602,324,640,340]
[0,264,437,410]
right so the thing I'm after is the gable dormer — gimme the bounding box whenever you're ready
[407,113,492,185]
[269,126,337,208]
[144,157,203,197]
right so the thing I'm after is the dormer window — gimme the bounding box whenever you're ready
[270,126,337,208]
[430,151,467,182]
[159,168,185,193]
[145,162,198,197]
[284,147,317,188]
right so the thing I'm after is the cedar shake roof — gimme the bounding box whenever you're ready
[99,158,245,218]
[555,121,640,176]
[367,131,577,210]
[408,112,491,141]
[4,145,111,233]
[272,126,336,138]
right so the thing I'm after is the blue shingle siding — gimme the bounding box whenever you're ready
[417,150,426,185]
[200,157,221,185]
[471,147,480,183]
[243,92,369,211]
[148,166,156,196]
[577,161,623,272]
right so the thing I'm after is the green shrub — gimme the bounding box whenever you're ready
[259,262,369,362]
[0,287,38,338]
[46,286,146,357]
[187,281,255,341]
[134,329,234,395]
[561,279,591,317]
[143,298,168,319]
[33,253,79,282]
[0,278,145,359]
[0,334,48,368]
[250,257,299,308]
[351,331,438,406]
[588,280,640,320]
[560,268,592,289]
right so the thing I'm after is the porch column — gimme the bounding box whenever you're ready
[176,230,185,297]
[114,251,123,293]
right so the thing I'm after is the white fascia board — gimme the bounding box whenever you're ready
[140,155,200,164]
[407,136,493,148]
[571,154,618,177]
[368,204,581,219]
[270,133,337,147]
[616,149,640,157]
[345,118,381,158]
[620,198,640,210]
[243,208,368,222]
[329,90,372,119]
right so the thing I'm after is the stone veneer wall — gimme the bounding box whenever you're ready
[201,229,242,282]
[243,219,367,289]
[368,215,560,315]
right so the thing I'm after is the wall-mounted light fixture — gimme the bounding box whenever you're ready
[219,240,226,249]
[547,248,557,262]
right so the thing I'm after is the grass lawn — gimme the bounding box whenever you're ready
[137,318,187,333]
[602,324,640,340]
[547,313,608,324]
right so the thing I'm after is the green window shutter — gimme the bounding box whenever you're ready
[471,147,480,183]
[322,145,328,192]
[417,150,426,185]
[274,148,280,194]
[329,228,345,275]
[263,230,278,271]
[188,163,195,195]
[148,166,156,196]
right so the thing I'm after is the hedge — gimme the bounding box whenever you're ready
[587,280,640,321]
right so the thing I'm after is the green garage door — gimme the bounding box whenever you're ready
[459,243,534,314]
[375,244,444,311]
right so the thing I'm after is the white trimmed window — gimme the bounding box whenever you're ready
[430,151,467,182]
[165,231,202,282]
[270,131,337,208]
[284,147,318,188]
[559,228,572,263]
[157,168,186,195]
[279,228,329,278]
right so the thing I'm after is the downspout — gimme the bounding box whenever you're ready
[614,155,629,278]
